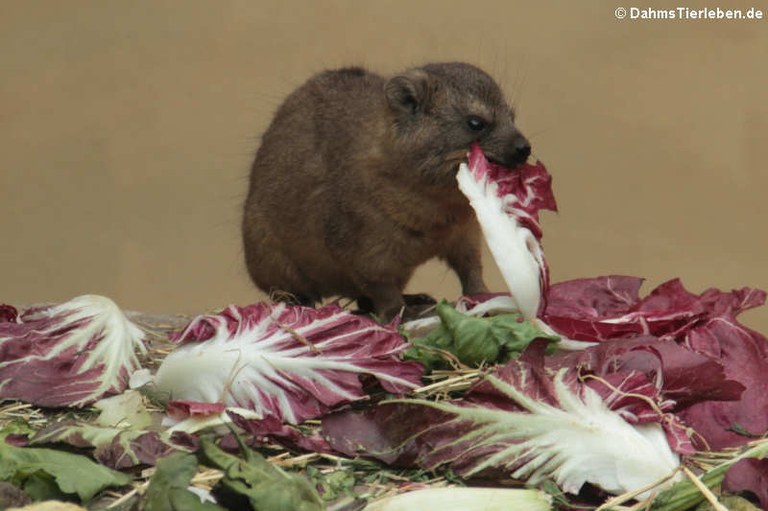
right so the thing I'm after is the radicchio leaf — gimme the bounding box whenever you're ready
[155,302,422,425]
[162,401,263,437]
[228,412,332,454]
[465,143,557,239]
[546,338,742,456]
[324,344,682,498]
[543,276,768,503]
[0,295,146,407]
[670,286,768,505]
[543,277,707,342]
[546,278,768,447]
[472,341,697,455]
[457,144,556,319]
[550,336,745,411]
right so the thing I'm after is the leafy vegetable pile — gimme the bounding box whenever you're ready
[1,146,767,510]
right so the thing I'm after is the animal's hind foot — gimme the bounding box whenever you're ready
[402,293,437,307]
[270,290,316,308]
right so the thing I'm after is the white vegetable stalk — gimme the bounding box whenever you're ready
[363,487,552,511]
[457,162,544,319]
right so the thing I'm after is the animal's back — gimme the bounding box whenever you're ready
[242,67,387,302]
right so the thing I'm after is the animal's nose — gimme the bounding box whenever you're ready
[502,135,531,167]
[512,136,531,164]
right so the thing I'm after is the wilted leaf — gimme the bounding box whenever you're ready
[30,420,189,469]
[199,435,323,511]
[94,390,153,430]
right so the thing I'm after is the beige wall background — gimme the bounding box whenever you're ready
[1,1,766,332]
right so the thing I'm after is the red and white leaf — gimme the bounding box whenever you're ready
[457,144,556,319]
[324,354,682,499]
[154,302,423,425]
[0,295,146,407]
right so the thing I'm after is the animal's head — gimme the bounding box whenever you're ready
[385,62,530,186]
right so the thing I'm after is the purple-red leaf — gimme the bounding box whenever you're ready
[542,276,768,503]
[155,302,423,425]
[543,277,706,342]
[229,412,333,454]
[551,337,744,410]
[466,143,557,240]
[322,402,433,466]
[678,287,768,450]
[0,296,146,407]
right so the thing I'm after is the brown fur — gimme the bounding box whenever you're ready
[242,63,530,319]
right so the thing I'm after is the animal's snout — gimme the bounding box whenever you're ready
[489,134,531,169]
[507,135,531,167]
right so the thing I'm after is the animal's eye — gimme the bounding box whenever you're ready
[466,116,487,132]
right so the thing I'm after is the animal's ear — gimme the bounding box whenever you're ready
[385,70,435,115]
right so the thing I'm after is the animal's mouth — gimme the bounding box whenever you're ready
[487,155,521,170]
[480,138,532,170]
[449,148,524,178]
[481,151,526,173]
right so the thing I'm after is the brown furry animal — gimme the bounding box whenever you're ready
[242,63,531,319]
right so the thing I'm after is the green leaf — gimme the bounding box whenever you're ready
[199,435,324,511]
[0,442,132,502]
[144,452,225,511]
[405,301,559,370]
[22,470,66,502]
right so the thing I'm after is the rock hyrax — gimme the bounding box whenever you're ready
[242,62,531,320]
